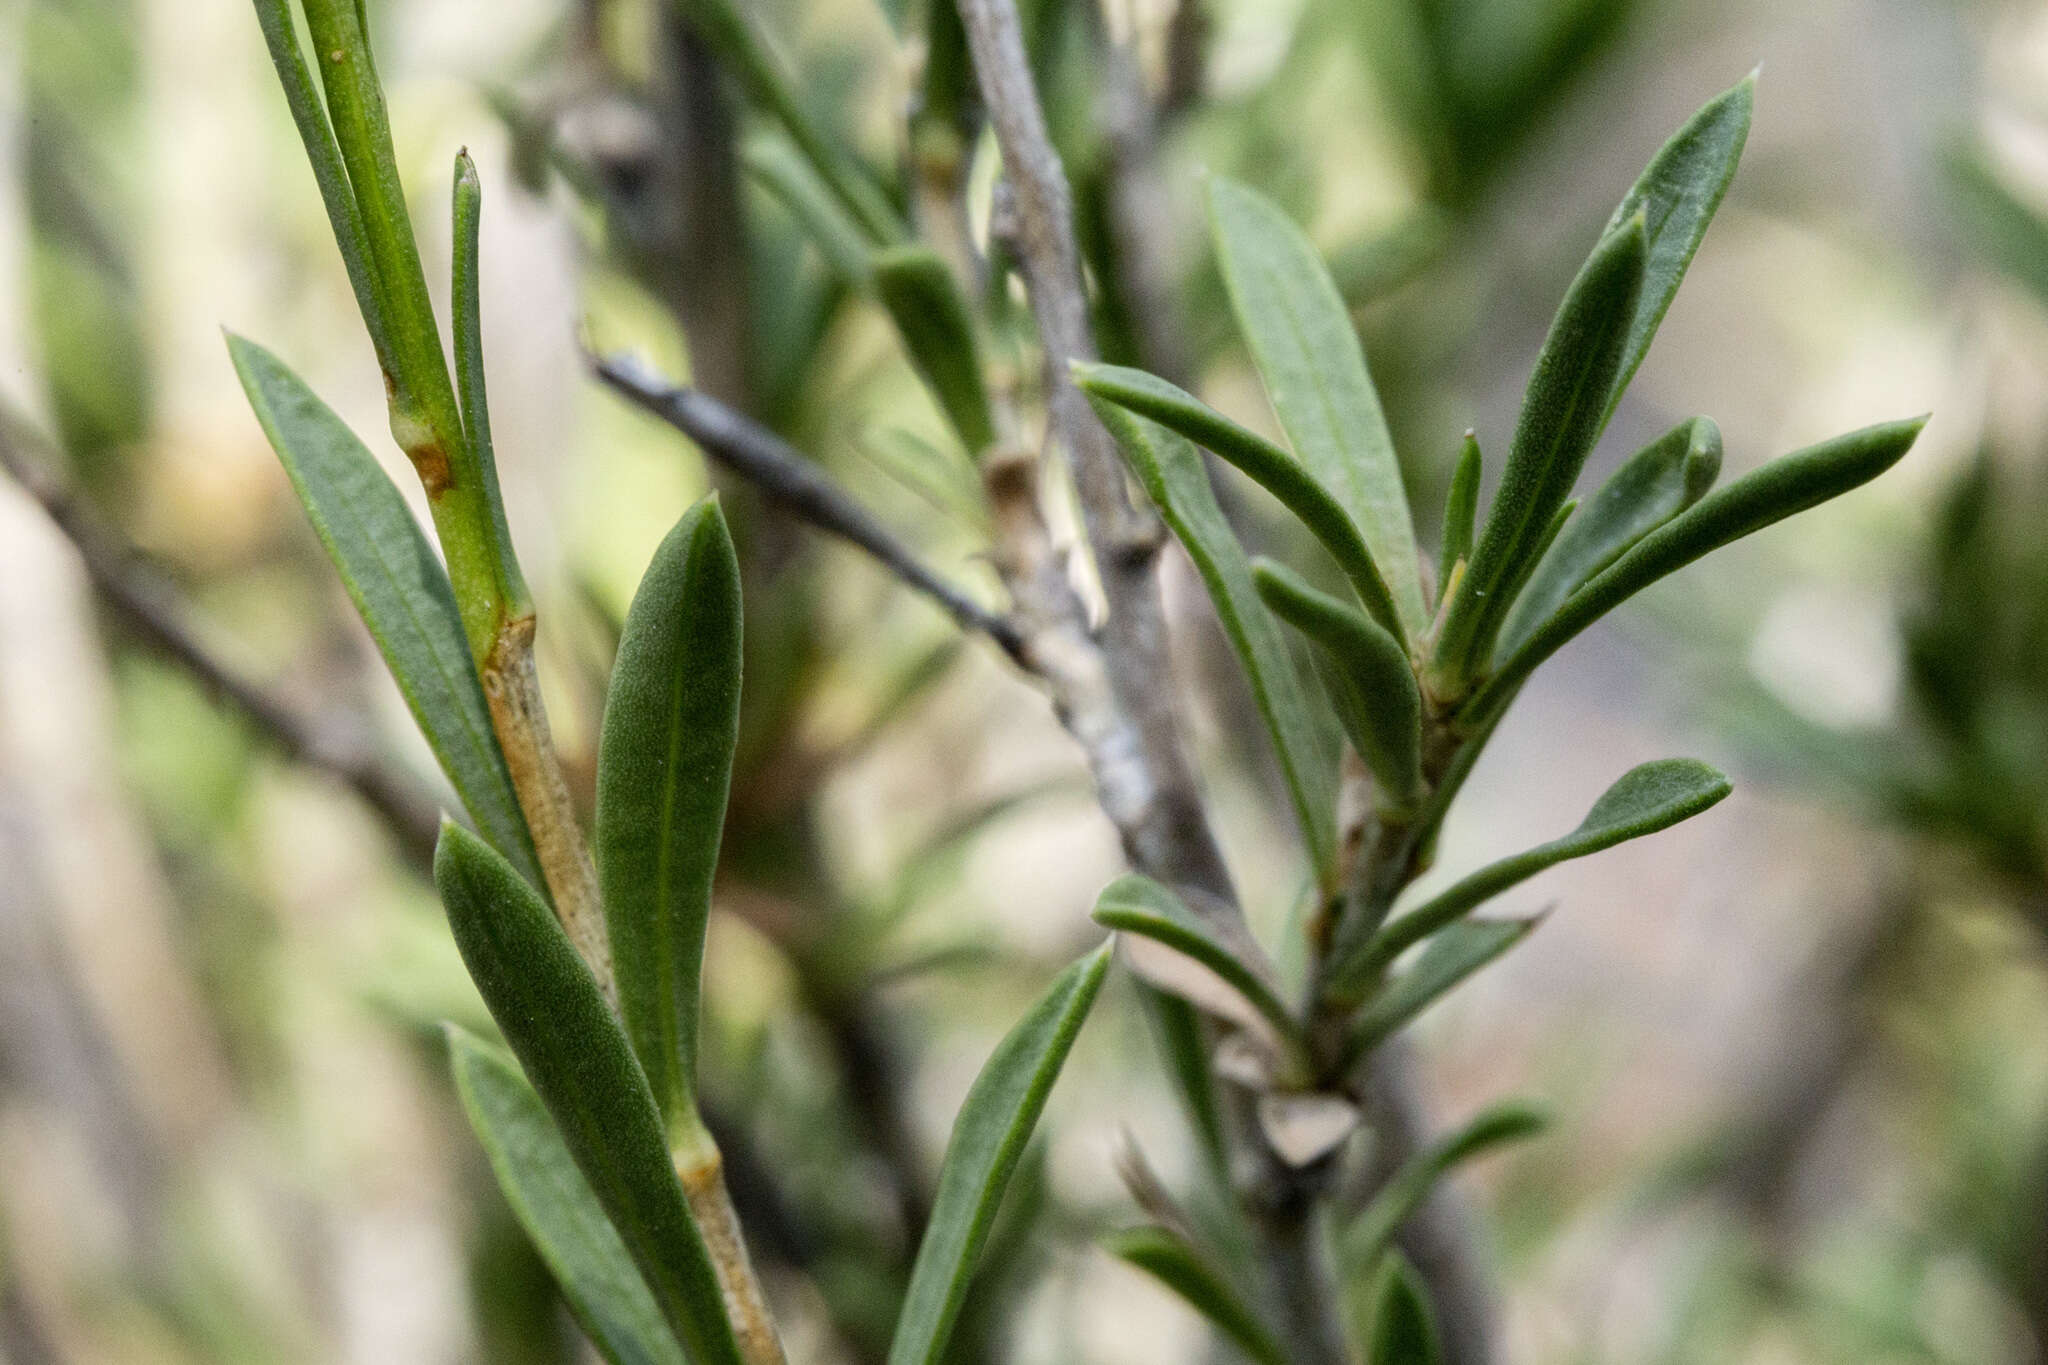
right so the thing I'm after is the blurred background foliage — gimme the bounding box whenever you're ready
[1,0,2046,1360]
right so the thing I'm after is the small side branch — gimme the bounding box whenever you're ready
[592,353,1024,661]
[0,417,442,868]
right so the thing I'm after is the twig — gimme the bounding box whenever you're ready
[956,0,1234,904]
[0,417,443,868]
[591,353,1026,661]
[952,4,1498,1359]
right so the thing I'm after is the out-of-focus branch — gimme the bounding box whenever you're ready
[592,353,1025,661]
[1099,48,1193,388]
[1160,0,1208,119]
[1353,1036,1497,1365]
[0,416,443,868]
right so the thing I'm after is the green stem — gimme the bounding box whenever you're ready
[299,0,524,660]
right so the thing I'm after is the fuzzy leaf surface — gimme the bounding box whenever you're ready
[1347,758,1732,982]
[1434,217,1646,683]
[229,334,541,889]
[435,824,744,1365]
[1207,176,1425,630]
[1076,361,1407,641]
[1253,559,1424,811]
[597,500,742,1127]
[1598,76,1753,423]
[1498,416,1721,654]
[1467,418,1927,723]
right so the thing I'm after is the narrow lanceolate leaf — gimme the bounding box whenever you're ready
[1498,416,1722,655]
[1103,1226,1286,1365]
[1341,1101,1548,1276]
[744,131,874,283]
[228,334,542,891]
[1074,362,1408,643]
[1946,141,2048,310]
[1361,1254,1444,1365]
[1466,417,1927,726]
[1207,176,1427,631]
[448,1029,688,1365]
[1338,917,1535,1057]
[888,944,1112,1365]
[1439,433,1482,576]
[676,0,905,244]
[1348,759,1732,981]
[435,825,745,1365]
[596,500,742,1129]
[872,244,996,454]
[1087,400,1340,887]
[1598,75,1754,424]
[1432,217,1647,690]
[1252,559,1423,812]
[1091,874,1297,1048]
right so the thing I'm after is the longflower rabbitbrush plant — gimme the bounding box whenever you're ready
[232,0,1924,1359]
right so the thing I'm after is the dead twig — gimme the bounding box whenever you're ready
[592,353,1025,662]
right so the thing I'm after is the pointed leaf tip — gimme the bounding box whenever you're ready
[1337,757,1730,986]
[1206,175,1426,630]
[888,942,1111,1365]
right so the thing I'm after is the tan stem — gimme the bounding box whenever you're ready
[676,1140,787,1365]
[480,616,613,1000]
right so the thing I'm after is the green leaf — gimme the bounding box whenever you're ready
[1252,559,1423,812]
[1139,989,1229,1184]
[1497,416,1721,655]
[1945,140,2048,310]
[1465,417,1927,726]
[228,333,542,892]
[1598,75,1754,425]
[744,131,875,283]
[677,0,905,243]
[435,824,745,1365]
[1086,400,1340,887]
[596,499,742,1129]
[447,1029,688,1365]
[1432,216,1646,690]
[1103,1226,1286,1365]
[1074,361,1408,643]
[1438,432,1482,576]
[1091,874,1297,1046]
[872,245,996,454]
[1339,917,1535,1056]
[888,943,1112,1365]
[1206,176,1426,631]
[248,0,389,365]
[1341,1102,1548,1277]
[1345,759,1732,984]
[1361,1253,1443,1365]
